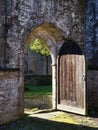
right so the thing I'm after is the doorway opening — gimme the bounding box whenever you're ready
[24,39,52,109]
[57,39,86,115]
[24,22,66,110]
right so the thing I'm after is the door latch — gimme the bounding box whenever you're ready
[82,74,86,81]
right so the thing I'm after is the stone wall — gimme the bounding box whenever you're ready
[0,0,5,68]
[87,70,98,114]
[5,0,85,68]
[0,70,24,124]
[85,0,98,114]
[85,0,98,67]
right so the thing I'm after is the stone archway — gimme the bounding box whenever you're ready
[24,22,66,109]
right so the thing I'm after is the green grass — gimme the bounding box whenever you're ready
[24,85,52,96]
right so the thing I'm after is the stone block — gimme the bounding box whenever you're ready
[0,25,5,38]
[87,70,98,114]
[0,70,24,125]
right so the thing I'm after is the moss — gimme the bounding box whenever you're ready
[50,113,77,125]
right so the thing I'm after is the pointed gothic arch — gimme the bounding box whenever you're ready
[24,22,66,109]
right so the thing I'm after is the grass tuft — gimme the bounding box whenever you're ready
[25,85,52,96]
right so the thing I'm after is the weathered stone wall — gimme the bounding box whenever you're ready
[87,70,98,114]
[0,0,25,120]
[85,0,98,114]
[5,0,85,68]
[85,0,98,67]
[0,70,24,124]
[0,0,5,68]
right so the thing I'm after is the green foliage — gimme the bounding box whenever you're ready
[30,38,50,56]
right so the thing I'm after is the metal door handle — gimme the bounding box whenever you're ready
[82,74,86,81]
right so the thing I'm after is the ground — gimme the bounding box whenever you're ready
[0,109,98,130]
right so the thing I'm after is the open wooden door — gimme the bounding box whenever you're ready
[57,40,86,115]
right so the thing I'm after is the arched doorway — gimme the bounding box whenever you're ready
[57,40,86,115]
[24,22,66,109]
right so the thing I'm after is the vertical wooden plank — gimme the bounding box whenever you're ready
[76,55,79,107]
[81,56,84,108]
[66,55,68,102]
[57,57,59,103]
[72,55,76,105]
[71,55,73,102]
[79,55,82,108]
[63,55,65,101]
[65,55,68,102]
[69,54,71,103]
[69,55,71,102]
[81,55,86,109]
[60,56,62,101]
[60,56,63,101]
[63,55,66,101]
